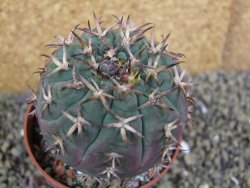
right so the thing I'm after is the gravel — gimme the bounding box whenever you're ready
[0,71,249,188]
[156,71,250,188]
[0,93,49,188]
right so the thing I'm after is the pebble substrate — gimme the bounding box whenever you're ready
[0,71,249,188]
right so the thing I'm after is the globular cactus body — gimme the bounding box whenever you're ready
[32,13,193,180]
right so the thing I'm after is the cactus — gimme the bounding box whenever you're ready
[29,13,194,181]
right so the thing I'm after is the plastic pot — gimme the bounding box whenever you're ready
[24,104,182,188]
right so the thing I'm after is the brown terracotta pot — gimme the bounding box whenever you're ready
[24,104,183,188]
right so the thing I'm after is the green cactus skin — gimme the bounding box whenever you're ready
[31,13,194,180]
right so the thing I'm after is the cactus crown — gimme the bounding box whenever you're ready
[29,12,194,181]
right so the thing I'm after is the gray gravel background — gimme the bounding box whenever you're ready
[0,71,249,188]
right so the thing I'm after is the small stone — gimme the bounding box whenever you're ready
[66,178,73,187]
[244,148,250,158]
[221,150,228,162]
[181,170,189,177]
[203,160,212,168]
[229,121,236,129]
[158,181,174,188]
[1,142,10,152]
[66,170,76,179]
[0,183,8,188]
[0,161,6,169]
[6,134,14,141]
[212,171,222,180]
[180,140,190,154]
[184,153,197,166]
[203,140,211,151]
[202,95,212,104]
[109,179,121,188]
[4,160,11,168]
[247,179,250,188]
[25,170,32,177]
[52,159,65,176]
[214,157,220,169]
[0,168,7,175]
[124,179,140,188]
[213,134,220,142]
[230,176,239,186]
[239,159,245,171]
[86,177,97,187]
[244,121,250,133]
[10,147,20,157]
[7,176,17,184]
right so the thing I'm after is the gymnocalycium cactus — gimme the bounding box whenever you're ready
[29,13,195,181]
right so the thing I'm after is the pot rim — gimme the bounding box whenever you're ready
[24,105,67,188]
[24,104,183,188]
